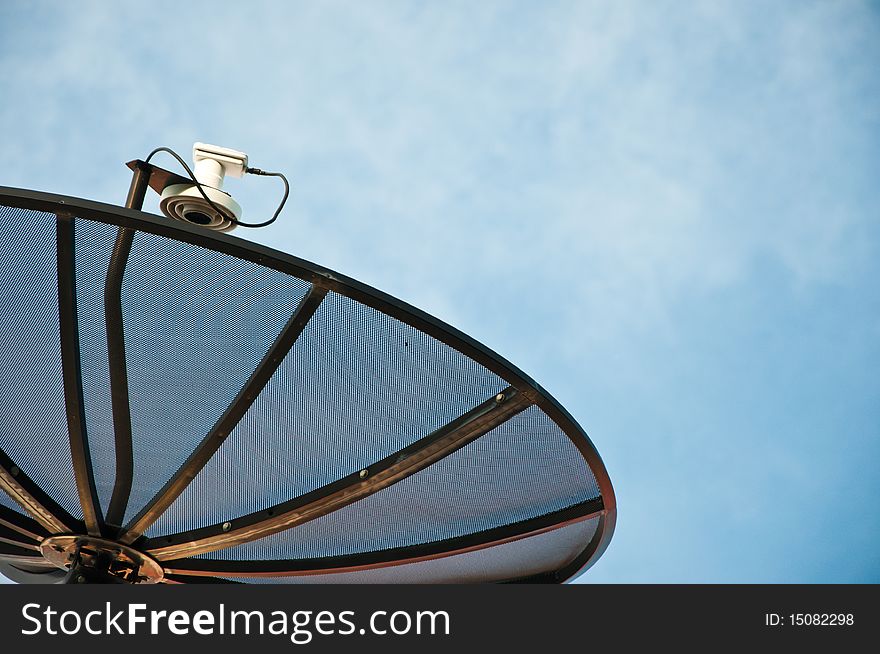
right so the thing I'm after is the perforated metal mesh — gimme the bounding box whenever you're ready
[152,291,507,537]
[213,517,600,584]
[0,195,611,584]
[201,404,598,560]
[113,228,311,525]
[75,219,119,515]
[0,205,81,520]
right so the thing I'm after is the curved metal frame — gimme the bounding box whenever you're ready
[0,186,616,583]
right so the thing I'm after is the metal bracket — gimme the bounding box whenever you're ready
[40,535,164,584]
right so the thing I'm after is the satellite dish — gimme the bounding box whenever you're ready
[0,152,615,584]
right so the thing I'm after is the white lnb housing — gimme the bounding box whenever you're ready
[158,142,248,232]
[192,142,248,189]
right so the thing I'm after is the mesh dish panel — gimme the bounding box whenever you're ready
[152,291,507,537]
[117,230,311,525]
[211,517,599,584]
[75,219,119,515]
[201,405,598,560]
[0,206,81,520]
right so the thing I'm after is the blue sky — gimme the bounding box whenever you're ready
[1,0,878,582]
